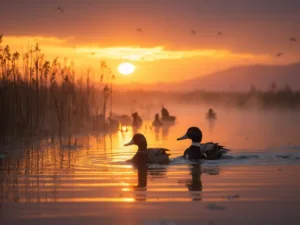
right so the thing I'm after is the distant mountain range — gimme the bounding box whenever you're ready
[115,62,300,92]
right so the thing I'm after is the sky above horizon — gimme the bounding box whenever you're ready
[1,0,300,84]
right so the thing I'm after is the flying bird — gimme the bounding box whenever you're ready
[276,52,283,57]
[57,7,64,13]
[136,28,143,32]
[290,37,297,42]
[190,30,197,35]
[217,32,223,36]
[91,52,96,56]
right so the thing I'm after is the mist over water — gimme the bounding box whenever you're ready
[1,103,300,224]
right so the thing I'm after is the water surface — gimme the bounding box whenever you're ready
[1,106,300,224]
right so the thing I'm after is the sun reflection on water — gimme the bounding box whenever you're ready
[1,108,300,209]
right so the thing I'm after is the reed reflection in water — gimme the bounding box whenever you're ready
[1,108,300,224]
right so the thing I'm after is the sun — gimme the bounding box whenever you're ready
[118,62,135,75]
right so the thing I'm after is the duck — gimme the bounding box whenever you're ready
[132,112,143,128]
[161,105,176,123]
[206,108,216,120]
[152,113,163,127]
[124,133,170,165]
[177,127,229,160]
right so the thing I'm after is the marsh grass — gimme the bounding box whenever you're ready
[0,35,113,148]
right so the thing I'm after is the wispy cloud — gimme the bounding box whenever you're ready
[2,35,297,83]
[2,36,72,47]
[76,46,269,62]
[2,35,270,62]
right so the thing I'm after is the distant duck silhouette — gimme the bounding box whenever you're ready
[152,113,163,127]
[132,112,143,128]
[136,28,143,32]
[206,108,216,120]
[124,133,170,165]
[161,105,176,123]
[107,114,120,131]
[110,113,132,126]
[119,114,132,126]
[290,37,297,42]
[276,52,283,57]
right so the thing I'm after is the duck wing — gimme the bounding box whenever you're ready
[200,142,229,160]
[147,148,170,155]
[147,148,170,164]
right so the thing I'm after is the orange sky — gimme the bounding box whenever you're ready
[1,0,300,84]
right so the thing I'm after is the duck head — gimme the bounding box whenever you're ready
[177,127,203,143]
[155,113,159,120]
[124,133,147,151]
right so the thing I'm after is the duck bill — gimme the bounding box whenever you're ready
[177,134,189,141]
[124,140,134,146]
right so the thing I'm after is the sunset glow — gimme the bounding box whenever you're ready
[1,1,300,85]
[2,1,300,223]
[118,62,136,75]
[2,34,299,85]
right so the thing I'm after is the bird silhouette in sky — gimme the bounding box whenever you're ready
[290,37,297,42]
[57,7,64,13]
[276,52,283,57]
[217,32,223,36]
[136,28,143,32]
[190,30,197,35]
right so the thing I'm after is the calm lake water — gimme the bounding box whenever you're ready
[1,105,300,225]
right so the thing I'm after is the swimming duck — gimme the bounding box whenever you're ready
[124,133,170,165]
[152,113,163,127]
[132,112,143,128]
[177,127,229,160]
[161,105,176,123]
[206,108,216,120]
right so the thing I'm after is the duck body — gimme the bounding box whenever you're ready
[152,113,163,127]
[125,133,170,165]
[106,117,120,131]
[110,113,132,126]
[183,142,229,160]
[152,120,163,127]
[178,127,229,160]
[206,108,216,120]
[132,112,143,128]
[131,148,170,164]
[161,106,176,123]
[161,116,176,123]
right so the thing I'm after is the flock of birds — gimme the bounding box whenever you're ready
[55,5,298,60]
[136,27,224,37]
[136,26,298,58]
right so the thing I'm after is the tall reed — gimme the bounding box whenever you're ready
[0,35,113,147]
